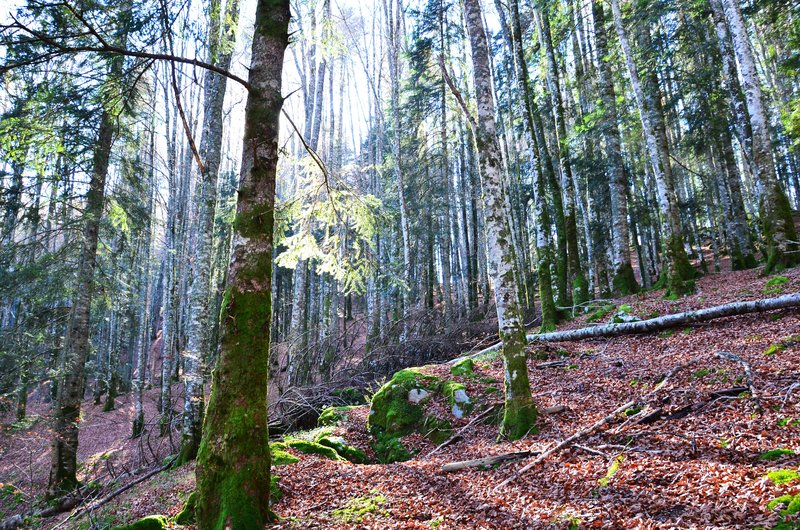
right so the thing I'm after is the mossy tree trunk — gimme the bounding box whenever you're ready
[718,0,799,273]
[462,0,537,440]
[194,0,290,528]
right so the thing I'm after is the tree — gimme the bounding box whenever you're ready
[178,0,241,466]
[716,0,799,273]
[194,0,290,527]
[48,5,131,497]
[462,0,537,440]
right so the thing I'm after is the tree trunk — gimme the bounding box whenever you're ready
[718,0,799,273]
[508,0,558,330]
[609,0,694,297]
[591,0,638,295]
[194,0,289,527]
[178,0,241,465]
[535,6,588,306]
[48,106,116,497]
[462,0,537,440]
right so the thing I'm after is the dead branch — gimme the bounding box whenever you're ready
[715,351,762,412]
[442,451,539,472]
[469,360,697,490]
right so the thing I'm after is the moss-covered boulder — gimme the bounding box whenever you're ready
[367,368,446,438]
[270,442,301,466]
[440,380,473,419]
[283,439,345,461]
[318,405,360,427]
[315,434,368,464]
[111,515,168,530]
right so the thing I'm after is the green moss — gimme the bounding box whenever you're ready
[766,469,800,486]
[692,368,712,379]
[485,386,500,393]
[270,444,300,466]
[450,358,475,377]
[759,448,796,460]
[332,387,366,404]
[173,492,197,525]
[284,439,344,461]
[318,405,360,427]
[478,376,498,384]
[315,434,367,464]
[271,474,282,502]
[331,491,388,523]
[372,432,412,464]
[587,304,615,323]
[111,515,168,530]
[367,369,439,437]
[768,494,800,516]
[612,263,639,296]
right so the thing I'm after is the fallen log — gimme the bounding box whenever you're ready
[449,293,800,364]
[442,451,539,472]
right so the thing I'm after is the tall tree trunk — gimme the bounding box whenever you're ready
[718,0,799,273]
[463,0,537,440]
[48,90,118,499]
[385,0,412,330]
[194,0,290,527]
[535,5,587,306]
[610,0,694,297]
[591,0,638,295]
[508,0,558,330]
[178,0,241,465]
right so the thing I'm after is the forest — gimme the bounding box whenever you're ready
[0,0,799,527]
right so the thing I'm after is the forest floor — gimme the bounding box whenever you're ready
[2,265,800,529]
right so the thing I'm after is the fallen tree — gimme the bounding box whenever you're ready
[449,292,800,364]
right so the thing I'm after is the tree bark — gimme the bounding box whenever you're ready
[717,0,799,273]
[462,0,537,440]
[609,0,694,297]
[194,0,290,527]
[591,0,638,295]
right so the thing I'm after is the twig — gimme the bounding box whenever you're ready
[715,351,762,413]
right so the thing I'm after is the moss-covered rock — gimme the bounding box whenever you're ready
[331,491,388,523]
[768,493,800,516]
[318,405,360,427]
[372,432,412,464]
[284,439,344,461]
[315,434,368,464]
[270,443,301,466]
[111,515,168,530]
[766,468,800,486]
[367,369,440,437]
[441,381,473,419]
[173,492,196,525]
[450,358,475,377]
